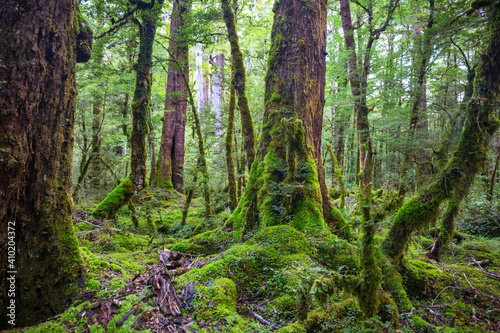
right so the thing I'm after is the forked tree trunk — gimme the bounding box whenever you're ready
[226,0,332,241]
[157,0,190,191]
[0,1,92,327]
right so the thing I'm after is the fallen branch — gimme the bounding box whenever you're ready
[116,307,136,326]
[82,220,140,237]
[247,307,279,330]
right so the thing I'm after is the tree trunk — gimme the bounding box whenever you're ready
[226,73,238,210]
[221,0,256,172]
[157,0,189,191]
[213,53,225,143]
[226,0,331,241]
[339,0,399,317]
[131,2,164,192]
[89,100,103,187]
[0,1,92,327]
[398,0,435,197]
[383,2,500,262]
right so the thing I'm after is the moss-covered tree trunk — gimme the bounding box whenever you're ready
[131,1,164,192]
[327,143,346,209]
[0,1,92,328]
[227,0,332,241]
[226,74,238,210]
[382,1,500,262]
[156,0,189,191]
[93,1,163,219]
[221,0,256,172]
[340,0,399,317]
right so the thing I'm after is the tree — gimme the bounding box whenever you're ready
[221,0,256,172]
[0,0,92,327]
[130,0,165,192]
[382,0,500,262]
[156,0,190,191]
[92,0,164,219]
[227,0,339,241]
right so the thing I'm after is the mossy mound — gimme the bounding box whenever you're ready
[170,228,234,255]
[245,225,312,256]
[191,278,238,321]
[455,241,498,265]
[401,259,454,300]
[308,233,359,275]
[177,226,316,293]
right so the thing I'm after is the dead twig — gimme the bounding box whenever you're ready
[247,307,279,330]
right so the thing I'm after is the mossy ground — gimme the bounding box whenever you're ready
[12,187,500,333]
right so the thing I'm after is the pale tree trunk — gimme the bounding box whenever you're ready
[213,53,225,142]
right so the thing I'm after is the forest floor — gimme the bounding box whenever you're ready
[8,188,500,333]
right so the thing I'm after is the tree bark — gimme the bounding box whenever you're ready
[131,1,164,192]
[226,0,330,241]
[221,0,256,172]
[226,74,238,210]
[0,1,92,327]
[213,53,225,142]
[157,0,190,191]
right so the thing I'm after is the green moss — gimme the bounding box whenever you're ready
[170,228,233,255]
[192,278,238,321]
[277,322,306,333]
[380,257,413,312]
[302,299,363,332]
[411,315,432,332]
[246,225,312,256]
[86,279,100,291]
[92,177,134,219]
[401,259,453,300]
[308,233,359,274]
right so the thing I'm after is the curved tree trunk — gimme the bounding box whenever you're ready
[382,2,500,262]
[0,1,92,327]
[221,0,256,172]
[157,0,190,191]
[226,0,330,241]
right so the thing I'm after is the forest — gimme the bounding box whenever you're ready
[0,0,500,331]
